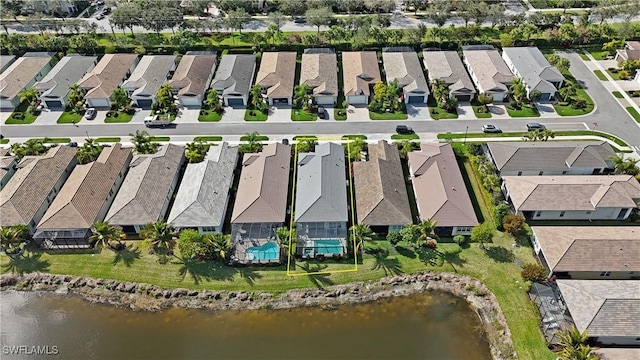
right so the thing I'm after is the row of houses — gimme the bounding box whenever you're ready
[0,45,565,112]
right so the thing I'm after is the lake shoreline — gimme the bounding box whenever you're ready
[1,271,517,359]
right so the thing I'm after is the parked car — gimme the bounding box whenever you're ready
[396,125,414,134]
[66,142,78,148]
[96,13,105,19]
[84,108,96,120]
[144,115,170,128]
[293,17,306,23]
[317,106,326,119]
[102,6,111,14]
[526,122,546,131]
[482,124,502,133]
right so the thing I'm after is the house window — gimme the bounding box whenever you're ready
[562,171,568,175]
[538,171,544,176]
[559,211,565,217]
[200,226,217,233]
[600,271,611,277]
[517,171,522,176]
[535,211,541,217]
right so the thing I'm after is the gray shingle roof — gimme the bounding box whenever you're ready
[0,146,77,227]
[167,143,238,228]
[353,140,412,226]
[502,47,564,93]
[382,50,429,97]
[33,55,97,99]
[556,280,640,337]
[422,51,475,96]
[0,53,52,101]
[210,54,256,97]
[105,144,184,226]
[121,55,176,98]
[0,55,16,73]
[487,141,615,172]
[408,143,478,227]
[295,142,347,223]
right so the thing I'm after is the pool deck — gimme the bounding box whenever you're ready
[297,237,347,258]
[230,239,281,265]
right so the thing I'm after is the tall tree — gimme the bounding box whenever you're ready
[140,221,176,253]
[305,6,333,35]
[425,0,451,27]
[110,87,131,112]
[0,227,24,256]
[76,138,104,164]
[225,7,251,34]
[610,155,640,175]
[350,223,375,253]
[184,140,210,163]
[546,54,570,73]
[201,233,231,260]
[10,139,49,160]
[129,130,159,155]
[239,131,264,153]
[471,222,494,250]
[277,0,306,16]
[89,221,124,250]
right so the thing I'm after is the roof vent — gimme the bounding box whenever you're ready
[452,187,456,191]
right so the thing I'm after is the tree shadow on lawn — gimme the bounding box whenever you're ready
[236,267,263,287]
[111,244,141,267]
[174,258,235,285]
[417,247,466,272]
[395,245,417,259]
[370,249,404,276]
[485,246,516,263]
[1,250,50,275]
[296,262,334,289]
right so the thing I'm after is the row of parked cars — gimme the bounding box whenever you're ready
[396,123,548,135]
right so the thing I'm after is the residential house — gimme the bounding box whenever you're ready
[33,144,132,249]
[254,52,296,105]
[382,48,429,104]
[24,0,77,15]
[167,143,239,233]
[77,54,139,108]
[486,141,615,177]
[105,144,185,234]
[0,52,53,110]
[461,46,514,102]
[556,280,640,346]
[168,51,217,107]
[422,50,475,102]
[614,40,640,62]
[0,55,16,73]
[342,51,381,105]
[531,226,640,280]
[502,175,640,220]
[0,149,17,190]
[353,140,412,234]
[295,143,348,259]
[594,348,640,360]
[502,47,565,100]
[33,54,97,110]
[0,146,77,233]
[300,48,338,105]
[121,55,177,109]
[210,54,256,107]
[408,143,478,236]
[230,143,291,264]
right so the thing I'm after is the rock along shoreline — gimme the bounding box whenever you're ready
[1,271,517,360]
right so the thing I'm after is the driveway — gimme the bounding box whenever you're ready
[456,102,476,120]
[93,110,108,124]
[33,110,63,125]
[267,105,291,123]
[130,109,152,124]
[1,110,13,124]
[347,105,370,121]
[487,104,511,119]
[220,107,246,123]
[174,107,200,124]
[534,102,558,118]
[407,104,432,120]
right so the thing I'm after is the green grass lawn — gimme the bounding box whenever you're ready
[588,50,606,60]
[613,91,624,98]
[193,136,223,142]
[428,106,458,120]
[334,108,347,121]
[0,139,9,144]
[240,135,269,141]
[198,108,223,122]
[593,70,607,81]
[244,109,268,121]
[369,110,408,120]
[578,52,589,61]
[293,135,318,141]
[605,69,621,80]
[5,101,37,124]
[554,90,594,116]
[391,134,419,140]
[341,135,367,140]
[36,137,71,144]
[626,107,640,123]
[506,105,540,118]
[291,108,316,121]
[94,137,121,143]
[438,130,629,148]
[56,112,82,124]
[471,100,492,118]
[149,136,170,142]
[104,112,133,123]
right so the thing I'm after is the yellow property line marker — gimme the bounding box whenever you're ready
[286,136,360,276]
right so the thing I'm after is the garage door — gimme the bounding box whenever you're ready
[347,95,367,105]
[45,100,63,109]
[273,98,289,104]
[407,96,425,103]
[456,95,471,102]
[88,98,111,108]
[539,93,551,101]
[315,96,335,105]
[137,99,153,109]
[227,98,244,106]
[180,96,201,107]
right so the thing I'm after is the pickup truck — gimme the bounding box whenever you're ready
[144,115,170,128]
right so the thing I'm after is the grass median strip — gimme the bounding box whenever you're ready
[33,137,72,144]
[612,91,624,98]
[149,136,170,142]
[94,137,121,143]
[437,131,629,148]
[240,134,268,141]
[391,134,419,140]
[593,69,607,81]
[626,107,640,123]
[193,136,223,142]
[0,139,9,144]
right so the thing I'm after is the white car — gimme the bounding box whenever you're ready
[84,108,97,120]
[482,124,502,133]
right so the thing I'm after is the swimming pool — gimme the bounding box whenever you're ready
[314,239,344,255]
[245,242,280,261]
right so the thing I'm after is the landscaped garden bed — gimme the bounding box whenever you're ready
[5,101,39,125]
[198,106,224,122]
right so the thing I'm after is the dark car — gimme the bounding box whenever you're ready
[317,106,326,119]
[102,6,111,14]
[396,125,414,134]
[293,17,306,24]
[526,122,546,131]
[66,142,78,148]
[482,124,502,133]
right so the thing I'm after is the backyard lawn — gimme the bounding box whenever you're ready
[369,110,408,120]
[57,112,82,124]
[244,108,268,121]
[506,105,540,117]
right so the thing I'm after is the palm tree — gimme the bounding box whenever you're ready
[509,78,527,105]
[275,226,296,256]
[0,227,24,256]
[397,139,414,159]
[296,138,317,153]
[350,223,375,253]
[610,154,640,175]
[155,83,174,112]
[18,88,39,106]
[250,84,265,111]
[557,326,589,351]
[294,84,312,109]
[129,130,158,154]
[185,140,209,163]
[539,129,556,141]
[205,88,222,112]
[558,82,578,102]
[239,131,264,154]
[559,345,598,360]
[140,221,176,253]
[416,219,438,246]
[89,221,123,250]
[202,233,231,260]
[76,138,103,164]
[10,139,49,160]
[110,87,130,112]
[67,84,86,113]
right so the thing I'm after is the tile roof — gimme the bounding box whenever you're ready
[33,55,97,99]
[295,142,348,223]
[616,41,640,61]
[531,226,640,273]
[0,53,52,101]
[353,140,412,226]
[105,144,184,226]
[36,144,132,230]
[78,54,139,100]
[231,143,291,224]
[342,51,381,97]
[0,146,77,227]
[169,52,217,97]
[502,47,564,93]
[0,55,16,72]
[503,175,640,211]
[300,49,338,97]
[422,50,475,95]
[408,143,478,227]
[556,280,640,337]
[382,49,429,96]
[461,47,514,92]
[121,55,176,98]
[595,348,640,360]
[167,143,239,228]
[255,52,296,99]
[210,54,256,97]
[487,141,615,172]
[0,149,16,183]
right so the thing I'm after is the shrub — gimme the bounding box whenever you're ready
[386,231,402,246]
[521,263,548,282]
[493,204,511,231]
[425,239,437,249]
[618,70,631,80]
[570,97,587,109]
[466,143,483,156]
[12,112,24,119]
[453,235,466,246]
[502,214,526,236]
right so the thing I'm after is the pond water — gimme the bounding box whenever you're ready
[0,290,491,360]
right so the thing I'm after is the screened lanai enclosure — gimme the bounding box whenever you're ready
[529,282,574,344]
[296,222,348,259]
